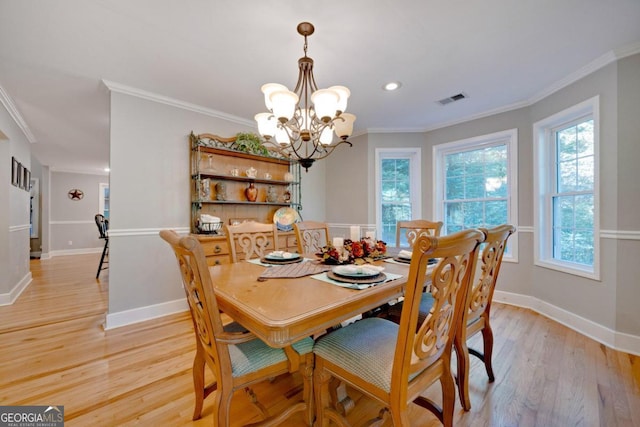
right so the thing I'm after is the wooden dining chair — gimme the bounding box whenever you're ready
[453,224,515,410]
[94,214,109,279]
[313,229,485,426]
[387,224,515,411]
[159,230,314,426]
[224,221,278,262]
[395,219,443,248]
[293,220,330,254]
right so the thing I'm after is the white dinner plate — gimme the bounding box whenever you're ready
[332,265,382,278]
[265,252,300,261]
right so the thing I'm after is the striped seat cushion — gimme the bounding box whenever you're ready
[230,336,314,377]
[313,317,399,392]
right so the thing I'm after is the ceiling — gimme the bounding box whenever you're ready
[1,0,639,174]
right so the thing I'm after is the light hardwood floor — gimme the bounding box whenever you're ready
[1,254,639,426]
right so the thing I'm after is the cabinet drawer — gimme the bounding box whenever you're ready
[205,254,230,266]
[195,235,230,256]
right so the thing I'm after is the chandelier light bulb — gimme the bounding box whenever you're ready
[333,113,356,139]
[261,83,288,110]
[319,126,334,145]
[328,85,350,114]
[270,90,298,122]
[275,127,290,145]
[311,89,340,122]
[254,112,276,139]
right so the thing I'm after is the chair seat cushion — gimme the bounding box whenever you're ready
[231,336,314,377]
[313,317,398,392]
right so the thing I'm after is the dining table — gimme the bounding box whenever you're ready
[208,252,411,349]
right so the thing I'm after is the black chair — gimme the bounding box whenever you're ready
[95,214,109,279]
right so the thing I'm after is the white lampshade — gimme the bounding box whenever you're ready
[333,113,356,139]
[275,127,290,145]
[261,83,288,110]
[254,113,276,139]
[319,126,334,145]
[329,85,350,114]
[270,90,298,122]
[311,89,339,121]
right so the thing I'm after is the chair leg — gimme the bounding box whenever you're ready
[440,369,456,427]
[96,239,108,279]
[481,324,496,382]
[192,349,206,420]
[454,334,472,411]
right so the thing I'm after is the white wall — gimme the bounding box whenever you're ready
[0,95,32,304]
[49,171,109,255]
[106,91,309,327]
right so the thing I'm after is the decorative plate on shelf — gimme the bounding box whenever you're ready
[273,207,301,231]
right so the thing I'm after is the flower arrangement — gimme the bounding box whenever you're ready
[319,238,387,265]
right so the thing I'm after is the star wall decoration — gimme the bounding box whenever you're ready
[68,189,84,200]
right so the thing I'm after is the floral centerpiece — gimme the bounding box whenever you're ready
[319,238,387,265]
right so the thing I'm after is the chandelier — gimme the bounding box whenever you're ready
[255,22,356,171]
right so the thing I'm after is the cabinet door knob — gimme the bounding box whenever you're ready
[214,245,221,253]
[214,259,221,265]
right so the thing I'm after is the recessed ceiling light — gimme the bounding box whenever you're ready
[104,167,110,172]
[383,81,402,91]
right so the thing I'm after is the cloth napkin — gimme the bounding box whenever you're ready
[398,250,413,259]
[200,214,220,223]
[269,251,294,259]
[334,264,385,275]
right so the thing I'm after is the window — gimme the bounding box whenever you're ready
[434,129,518,260]
[534,96,599,279]
[99,183,110,219]
[375,148,421,246]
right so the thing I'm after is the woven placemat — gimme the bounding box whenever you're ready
[258,262,332,280]
[326,271,388,285]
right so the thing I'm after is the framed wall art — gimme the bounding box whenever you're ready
[17,162,24,189]
[23,168,31,191]
[11,157,19,186]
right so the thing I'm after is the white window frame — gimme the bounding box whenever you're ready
[375,148,422,246]
[433,129,518,262]
[99,182,109,218]
[533,96,600,280]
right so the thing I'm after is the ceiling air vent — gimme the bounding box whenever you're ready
[437,92,468,106]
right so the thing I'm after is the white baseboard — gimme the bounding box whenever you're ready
[105,298,189,330]
[0,272,33,306]
[494,290,640,356]
[49,247,103,257]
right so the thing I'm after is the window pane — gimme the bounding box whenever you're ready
[379,153,416,246]
[463,201,484,228]
[485,200,507,226]
[446,176,464,200]
[464,174,485,199]
[575,195,594,229]
[442,141,510,235]
[577,120,594,157]
[557,160,576,192]
[557,127,577,161]
[552,117,595,267]
[577,157,594,190]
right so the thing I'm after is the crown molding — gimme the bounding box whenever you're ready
[101,79,255,128]
[0,83,36,143]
